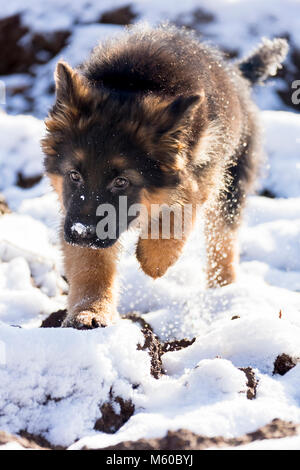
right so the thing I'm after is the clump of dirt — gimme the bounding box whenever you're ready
[260,188,276,198]
[137,327,164,379]
[98,418,300,450]
[0,429,66,450]
[0,195,10,215]
[124,312,164,378]
[162,337,196,353]
[99,5,137,25]
[100,429,207,450]
[30,30,70,63]
[1,418,298,450]
[126,314,198,378]
[190,8,215,25]
[94,389,135,434]
[245,418,299,442]
[123,312,153,331]
[0,14,29,75]
[0,12,69,112]
[176,7,215,31]
[125,312,197,374]
[19,430,64,450]
[239,367,258,400]
[0,13,70,75]
[40,309,67,328]
[0,430,49,450]
[273,353,300,376]
[42,394,62,406]
[16,172,43,189]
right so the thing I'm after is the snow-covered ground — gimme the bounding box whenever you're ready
[0,0,300,451]
[1,0,300,116]
[0,109,300,450]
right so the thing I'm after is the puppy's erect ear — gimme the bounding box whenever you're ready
[158,93,203,134]
[55,61,75,102]
[54,60,89,104]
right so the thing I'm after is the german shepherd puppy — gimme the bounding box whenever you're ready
[42,25,288,329]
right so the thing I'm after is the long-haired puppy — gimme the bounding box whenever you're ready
[42,24,288,329]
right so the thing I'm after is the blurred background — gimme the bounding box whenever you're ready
[0,0,299,118]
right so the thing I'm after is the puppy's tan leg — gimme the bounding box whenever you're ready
[136,208,195,279]
[205,208,239,287]
[62,241,119,329]
[136,237,187,279]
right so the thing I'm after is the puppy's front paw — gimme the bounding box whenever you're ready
[62,310,117,329]
[136,238,183,279]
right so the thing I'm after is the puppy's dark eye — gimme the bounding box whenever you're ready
[112,176,129,189]
[69,170,82,183]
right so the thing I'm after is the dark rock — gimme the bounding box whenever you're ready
[273,353,300,376]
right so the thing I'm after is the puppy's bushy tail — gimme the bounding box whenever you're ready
[238,37,288,84]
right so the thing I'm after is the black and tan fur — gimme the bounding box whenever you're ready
[42,25,288,328]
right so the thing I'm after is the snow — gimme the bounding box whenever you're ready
[260,112,300,197]
[0,109,299,449]
[0,322,150,447]
[0,442,32,450]
[0,0,300,451]
[0,113,44,191]
[1,0,300,115]
[221,434,300,450]
[71,222,88,236]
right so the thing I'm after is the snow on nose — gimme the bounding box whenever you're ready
[71,222,96,239]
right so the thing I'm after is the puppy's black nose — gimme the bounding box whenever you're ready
[70,223,96,240]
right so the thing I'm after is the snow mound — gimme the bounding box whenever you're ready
[0,321,150,447]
